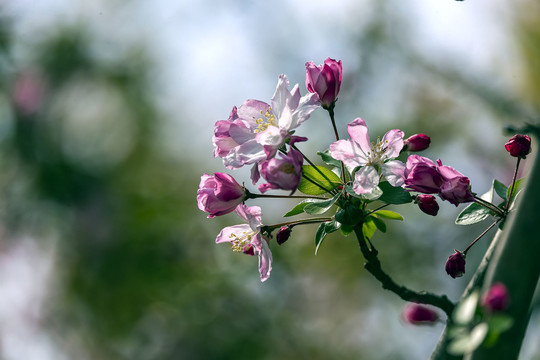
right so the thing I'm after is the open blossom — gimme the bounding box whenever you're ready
[213,75,319,175]
[329,118,405,195]
[305,58,342,108]
[197,173,246,218]
[258,148,303,194]
[216,204,273,282]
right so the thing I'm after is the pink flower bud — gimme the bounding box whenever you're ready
[276,226,292,245]
[482,283,509,312]
[416,194,439,216]
[404,134,431,152]
[197,173,246,218]
[305,58,342,108]
[445,251,466,278]
[438,177,475,206]
[258,149,303,194]
[402,303,439,325]
[505,134,531,158]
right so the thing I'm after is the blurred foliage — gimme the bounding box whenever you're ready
[0,1,539,359]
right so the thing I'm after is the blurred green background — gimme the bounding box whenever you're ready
[0,1,539,359]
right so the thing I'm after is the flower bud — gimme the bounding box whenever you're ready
[505,134,531,158]
[445,251,466,278]
[305,58,342,108]
[404,134,431,152]
[438,177,474,206]
[402,303,439,325]
[197,173,246,218]
[416,194,439,216]
[276,226,292,245]
[482,283,509,312]
[258,149,303,194]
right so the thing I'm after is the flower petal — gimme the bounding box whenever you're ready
[329,139,366,172]
[216,224,252,244]
[347,118,372,156]
[381,160,406,186]
[270,74,290,120]
[353,166,379,194]
[381,129,404,159]
[257,237,273,282]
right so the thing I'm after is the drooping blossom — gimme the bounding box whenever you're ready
[416,194,439,216]
[258,148,303,194]
[403,155,474,206]
[482,283,509,312]
[404,134,431,152]
[305,58,342,108]
[216,204,273,282]
[402,303,439,325]
[445,251,466,279]
[276,226,292,245]
[329,118,405,195]
[213,75,319,177]
[505,134,531,158]
[197,173,246,218]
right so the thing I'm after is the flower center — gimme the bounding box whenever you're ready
[229,231,255,252]
[366,137,389,166]
[254,107,277,133]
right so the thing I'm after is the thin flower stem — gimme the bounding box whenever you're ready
[463,221,498,256]
[353,225,455,317]
[292,143,342,186]
[245,191,327,201]
[473,196,505,217]
[326,105,348,183]
[266,217,333,231]
[505,157,521,213]
[365,203,391,217]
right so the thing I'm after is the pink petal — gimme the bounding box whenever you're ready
[347,118,372,155]
[215,224,252,244]
[381,129,405,159]
[381,160,406,186]
[329,139,367,172]
[257,238,273,282]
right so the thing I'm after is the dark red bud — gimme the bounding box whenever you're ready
[505,134,531,158]
[404,134,431,152]
[276,226,292,245]
[416,194,439,216]
[445,251,466,278]
[402,303,439,325]
[482,283,509,312]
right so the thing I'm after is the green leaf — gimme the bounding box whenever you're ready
[304,193,341,215]
[298,165,341,195]
[314,220,340,255]
[493,179,508,200]
[373,210,404,221]
[334,205,363,226]
[454,291,479,325]
[448,323,489,355]
[487,314,513,334]
[284,199,317,217]
[340,224,354,236]
[317,149,342,169]
[371,216,387,233]
[455,202,494,225]
[362,217,378,240]
[378,181,413,204]
[507,177,526,202]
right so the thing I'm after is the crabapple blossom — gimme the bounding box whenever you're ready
[505,134,531,158]
[445,251,466,278]
[305,58,342,108]
[329,118,405,195]
[404,134,431,152]
[482,283,509,312]
[416,194,439,216]
[258,148,303,194]
[402,303,439,325]
[216,204,273,282]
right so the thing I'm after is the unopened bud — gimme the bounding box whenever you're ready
[404,134,431,152]
[402,303,439,325]
[482,283,509,312]
[505,134,531,158]
[416,194,439,216]
[445,251,466,278]
[276,226,292,245]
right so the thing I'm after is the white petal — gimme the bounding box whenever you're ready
[381,160,406,187]
[353,166,380,194]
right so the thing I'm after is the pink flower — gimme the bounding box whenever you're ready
[482,283,509,312]
[505,134,531,158]
[404,155,442,193]
[416,194,439,216]
[402,303,439,325]
[197,173,246,218]
[305,58,342,108]
[445,251,466,279]
[329,118,405,195]
[216,204,273,282]
[258,148,303,194]
[213,75,319,174]
[439,176,474,206]
[404,134,431,152]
